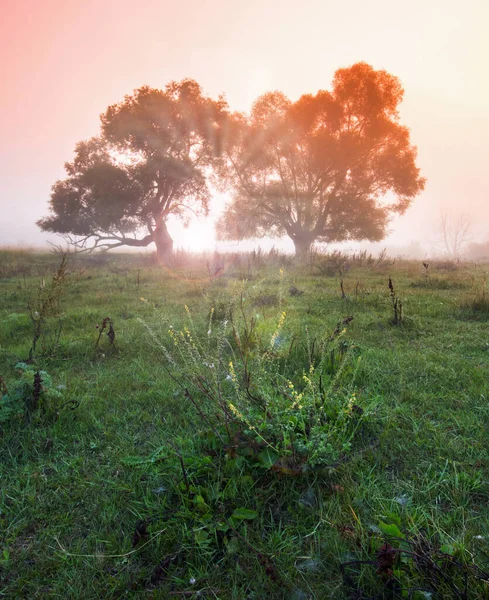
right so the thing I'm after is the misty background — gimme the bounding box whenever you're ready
[1,0,488,257]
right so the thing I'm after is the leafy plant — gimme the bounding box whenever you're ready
[0,362,62,424]
[142,295,369,474]
[341,523,489,599]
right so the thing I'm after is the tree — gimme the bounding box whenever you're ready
[217,63,426,257]
[434,211,472,259]
[38,80,226,262]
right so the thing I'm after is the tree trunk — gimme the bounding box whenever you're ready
[153,221,174,264]
[292,236,314,260]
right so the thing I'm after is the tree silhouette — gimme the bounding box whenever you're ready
[218,63,425,257]
[434,211,472,259]
[38,80,226,262]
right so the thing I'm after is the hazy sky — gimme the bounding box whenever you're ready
[1,0,488,252]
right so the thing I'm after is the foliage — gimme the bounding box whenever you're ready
[218,63,425,256]
[0,362,61,424]
[342,521,489,598]
[37,81,226,261]
[142,295,369,473]
[38,65,425,261]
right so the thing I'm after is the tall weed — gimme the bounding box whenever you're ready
[141,294,369,473]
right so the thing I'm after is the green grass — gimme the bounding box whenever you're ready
[1,251,489,599]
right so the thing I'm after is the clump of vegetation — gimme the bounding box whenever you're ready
[388,276,403,324]
[464,271,489,314]
[342,524,489,599]
[252,292,280,307]
[27,253,69,361]
[311,250,352,277]
[352,248,394,269]
[0,362,63,424]
[94,316,116,349]
[312,249,394,278]
[142,300,369,474]
[288,285,303,297]
[127,301,372,593]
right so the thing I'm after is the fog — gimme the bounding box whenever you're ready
[1,0,488,257]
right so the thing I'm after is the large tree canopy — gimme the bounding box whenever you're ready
[38,79,226,261]
[217,62,426,256]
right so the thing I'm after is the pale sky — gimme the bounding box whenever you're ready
[1,0,488,253]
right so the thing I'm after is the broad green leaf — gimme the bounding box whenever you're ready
[258,448,279,469]
[378,522,402,538]
[231,508,258,520]
[194,529,209,544]
[226,536,240,553]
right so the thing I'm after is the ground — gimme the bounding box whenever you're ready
[1,249,488,599]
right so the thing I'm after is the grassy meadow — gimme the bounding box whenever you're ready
[1,248,489,599]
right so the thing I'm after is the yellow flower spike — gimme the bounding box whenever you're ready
[270,311,287,348]
[228,361,237,383]
[228,403,244,419]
